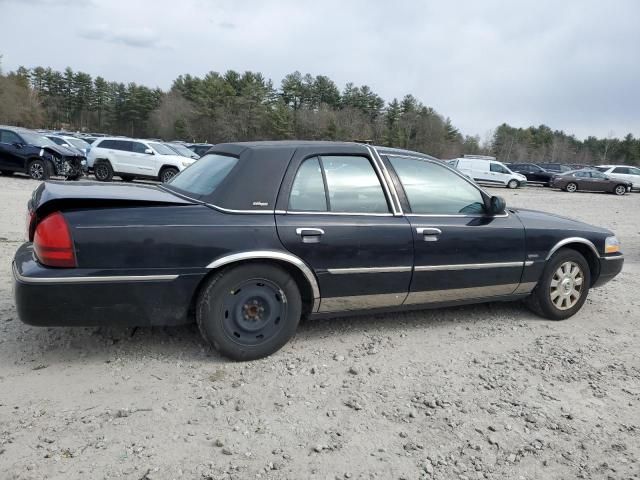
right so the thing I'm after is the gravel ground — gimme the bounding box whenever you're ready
[0,175,638,480]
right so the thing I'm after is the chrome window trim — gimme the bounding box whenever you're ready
[368,145,403,216]
[282,210,394,217]
[414,261,526,272]
[545,237,600,260]
[205,250,320,312]
[13,264,178,284]
[327,266,412,275]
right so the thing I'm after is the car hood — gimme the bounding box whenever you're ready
[39,143,81,157]
[512,207,612,235]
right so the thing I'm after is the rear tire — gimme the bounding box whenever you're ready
[159,167,179,183]
[525,248,591,320]
[614,184,627,196]
[94,161,114,182]
[507,179,519,189]
[28,159,52,180]
[196,264,302,361]
[565,182,578,193]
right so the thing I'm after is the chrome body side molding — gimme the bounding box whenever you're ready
[319,292,407,312]
[414,261,525,272]
[327,266,413,275]
[13,264,178,284]
[404,283,520,305]
[206,250,320,312]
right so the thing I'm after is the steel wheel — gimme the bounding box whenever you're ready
[29,162,44,180]
[614,185,626,196]
[566,182,577,193]
[220,278,287,346]
[549,261,584,310]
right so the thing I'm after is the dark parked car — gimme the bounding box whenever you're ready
[552,169,632,195]
[0,126,86,180]
[186,143,214,157]
[507,163,554,186]
[13,142,624,360]
[538,163,573,173]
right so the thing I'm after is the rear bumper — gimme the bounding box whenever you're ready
[13,243,202,327]
[593,254,624,288]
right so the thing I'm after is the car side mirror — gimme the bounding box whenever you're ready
[488,196,506,215]
[144,148,154,155]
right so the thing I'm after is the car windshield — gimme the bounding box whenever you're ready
[149,142,176,155]
[166,154,238,196]
[65,137,90,149]
[169,144,198,157]
[20,131,57,147]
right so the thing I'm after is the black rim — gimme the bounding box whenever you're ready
[162,169,177,182]
[95,164,109,179]
[221,277,287,346]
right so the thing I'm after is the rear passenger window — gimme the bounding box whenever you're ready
[613,167,629,174]
[289,158,327,211]
[322,156,389,213]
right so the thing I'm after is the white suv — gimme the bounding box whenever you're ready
[596,165,640,191]
[87,137,195,182]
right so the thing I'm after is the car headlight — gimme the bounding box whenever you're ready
[181,160,193,168]
[605,236,621,254]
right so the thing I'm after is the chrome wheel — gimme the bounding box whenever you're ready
[566,182,577,193]
[29,162,44,180]
[550,261,584,310]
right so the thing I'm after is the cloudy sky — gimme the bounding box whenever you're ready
[1,0,638,140]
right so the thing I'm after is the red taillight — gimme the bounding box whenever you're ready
[33,212,77,268]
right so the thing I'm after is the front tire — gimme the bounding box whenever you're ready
[565,182,578,193]
[507,179,519,189]
[525,249,591,320]
[28,159,52,180]
[614,184,627,196]
[159,167,179,183]
[94,161,114,182]
[196,264,302,361]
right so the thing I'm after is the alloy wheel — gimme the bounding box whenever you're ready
[615,185,626,195]
[162,169,177,183]
[566,183,577,192]
[549,261,584,310]
[30,163,44,180]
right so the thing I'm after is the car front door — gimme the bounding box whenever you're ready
[489,162,510,185]
[589,171,613,191]
[383,154,527,305]
[275,146,414,313]
[130,141,158,176]
[0,130,27,171]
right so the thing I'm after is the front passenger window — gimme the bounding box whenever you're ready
[131,142,147,154]
[388,156,485,215]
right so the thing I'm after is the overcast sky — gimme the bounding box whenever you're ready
[1,0,638,140]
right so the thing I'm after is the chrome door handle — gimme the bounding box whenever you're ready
[296,228,325,243]
[416,227,442,242]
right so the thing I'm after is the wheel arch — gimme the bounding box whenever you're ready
[545,237,601,286]
[188,251,320,320]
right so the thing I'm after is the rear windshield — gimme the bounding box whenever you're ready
[166,154,238,197]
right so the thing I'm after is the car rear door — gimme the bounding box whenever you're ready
[275,145,414,313]
[382,154,527,305]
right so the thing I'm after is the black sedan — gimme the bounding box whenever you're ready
[508,163,555,186]
[13,142,624,360]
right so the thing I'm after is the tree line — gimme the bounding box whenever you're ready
[1,60,638,165]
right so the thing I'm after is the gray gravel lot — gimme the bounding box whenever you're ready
[0,175,638,480]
